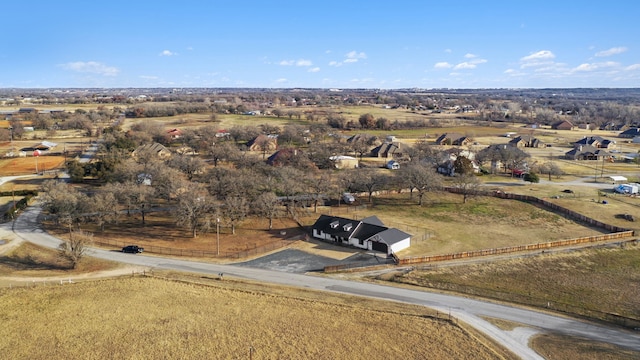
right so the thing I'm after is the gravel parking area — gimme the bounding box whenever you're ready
[235,249,393,273]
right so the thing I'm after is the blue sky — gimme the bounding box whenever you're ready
[2,1,639,89]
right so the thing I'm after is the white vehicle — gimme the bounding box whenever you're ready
[342,193,356,204]
[614,184,639,195]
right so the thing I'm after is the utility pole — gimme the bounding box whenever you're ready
[216,218,220,256]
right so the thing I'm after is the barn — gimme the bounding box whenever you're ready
[311,215,411,256]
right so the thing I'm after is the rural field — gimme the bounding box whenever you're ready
[0,274,509,360]
[379,243,640,326]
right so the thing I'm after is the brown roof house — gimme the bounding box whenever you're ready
[132,142,172,160]
[370,141,408,158]
[246,134,278,152]
[573,136,616,149]
[551,120,574,130]
[435,133,472,146]
[508,135,541,148]
[565,145,611,161]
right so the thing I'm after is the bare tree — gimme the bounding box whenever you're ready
[58,229,92,269]
[253,192,280,230]
[40,180,86,227]
[119,181,155,224]
[403,164,442,206]
[451,173,482,204]
[174,184,215,238]
[223,196,248,235]
[305,173,334,213]
[85,190,118,231]
[353,170,390,204]
[168,154,205,181]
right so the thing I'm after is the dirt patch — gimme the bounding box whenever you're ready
[0,156,65,176]
[45,212,306,258]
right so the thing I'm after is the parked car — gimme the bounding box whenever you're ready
[342,192,355,204]
[122,245,144,253]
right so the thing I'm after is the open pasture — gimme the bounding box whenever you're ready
[0,275,504,360]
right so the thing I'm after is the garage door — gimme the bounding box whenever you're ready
[371,241,387,253]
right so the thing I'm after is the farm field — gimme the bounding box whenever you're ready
[0,275,507,360]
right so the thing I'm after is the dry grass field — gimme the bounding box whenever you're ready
[530,333,640,360]
[384,244,640,324]
[0,274,509,360]
[0,242,124,281]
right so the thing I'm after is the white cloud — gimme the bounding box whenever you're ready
[454,62,477,70]
[279,59,313,67]
[625,64,640,71]
[160,50,177,56]
[595,47,627,57]
[275,78,288,83]
[296,59,312,66]
[308,67,320,73]
[573,61,619,72]
[139,75,159,80]
[520,50,556,68]
[444,49,452,53]
[434,62,452,69]
[329,51,367,67]
[453,58,486,70]
[521,50,555,62]
[346,51,367,61]
[59,61,119,76]
[464,53,477,59]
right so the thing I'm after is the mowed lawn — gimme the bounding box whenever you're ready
[326,192,608,257]
[0,276,504,360]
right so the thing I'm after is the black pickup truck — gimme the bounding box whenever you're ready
[121,245,144,254]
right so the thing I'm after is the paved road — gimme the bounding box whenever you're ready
[7,206,640,359]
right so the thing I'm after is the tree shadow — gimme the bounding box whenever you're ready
[0,253,69,271]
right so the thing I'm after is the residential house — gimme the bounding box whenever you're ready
[551,120,574,130]
[329,155,359,169]
[370,141,407,159]
[267,148,315,169]
[247,134,278,152]
[34,141,57,151]
[434,133,472,146]
[599,122,623,131]
[573,136,615,149]
[132,142,172,159]
[167,128,182,139]
[619,128,640,139]
[565,145,611,161]
[508,135,542,148]
[311,214,411,255]
[436,149,479,176]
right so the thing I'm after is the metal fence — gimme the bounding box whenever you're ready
[92,238,292,259]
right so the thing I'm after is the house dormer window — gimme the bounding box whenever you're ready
[343,223,352,231]
[329,220,339,229]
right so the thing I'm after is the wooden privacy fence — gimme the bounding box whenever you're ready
[398,232,635,265]
[397,188,635,266]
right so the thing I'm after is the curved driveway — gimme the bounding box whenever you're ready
[8,206,640,360]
